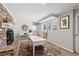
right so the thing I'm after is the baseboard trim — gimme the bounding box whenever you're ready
[47,40,74,53]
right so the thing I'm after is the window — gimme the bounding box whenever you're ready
[52,18,58,30]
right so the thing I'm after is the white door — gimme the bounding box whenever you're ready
[75,14,79,53]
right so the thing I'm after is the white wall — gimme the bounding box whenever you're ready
[74,9,79,53]
[36,24,41,35]
[14,19,35,39]
[47,10,74,52]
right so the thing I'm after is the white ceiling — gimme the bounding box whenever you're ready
[4,3,79,24]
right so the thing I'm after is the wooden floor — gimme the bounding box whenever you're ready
[47,42,79,56]
[0,40,79,56]
[19,40,79,56]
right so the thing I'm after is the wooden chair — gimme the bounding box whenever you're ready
[43,32,48,39]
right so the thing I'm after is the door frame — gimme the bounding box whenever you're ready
[73,9,79,53]
[73,9,76,53]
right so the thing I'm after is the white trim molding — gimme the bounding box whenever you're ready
[47,40,74,53]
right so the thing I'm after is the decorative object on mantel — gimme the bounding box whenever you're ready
[60,15,69,29]
[0,4,14,24]
[3,17,8,23]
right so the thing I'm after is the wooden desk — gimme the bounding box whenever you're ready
[28,36,47,56]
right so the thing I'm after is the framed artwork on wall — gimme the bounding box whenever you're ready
[52,19,57,30]
[60,15,69,29]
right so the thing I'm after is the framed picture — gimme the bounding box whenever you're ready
[60,15,69,29]
[52,19,58,30]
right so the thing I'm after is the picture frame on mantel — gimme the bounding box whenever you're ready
[60,15,69,29]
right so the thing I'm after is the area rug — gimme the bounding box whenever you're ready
[19,42,49,56]
[19,42,61,56]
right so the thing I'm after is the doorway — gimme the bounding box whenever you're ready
[75,12,79,53]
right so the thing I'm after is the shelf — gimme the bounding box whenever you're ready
[2,23,15,29]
